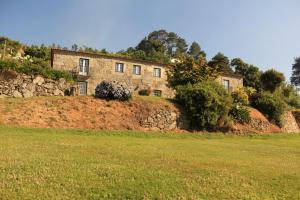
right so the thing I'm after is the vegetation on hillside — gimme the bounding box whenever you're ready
[1,30,300,129]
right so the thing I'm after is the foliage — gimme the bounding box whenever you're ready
[175,81,233,130]
[208,52,233,72]
[138,88,151,96]
[291,57,300,90]
[229,105,251,124]
[231,88,249,105]
[187,41,206,60]
[167,56,218,88]
[0,60,73,82]
[260,69,285,92]
[0,36,23,57]
[24,44,51,60]
[251,92,287,127]
[146,29,188,55]
[275,84,300,109]
[95,81,131,101]
[231,58,262,90]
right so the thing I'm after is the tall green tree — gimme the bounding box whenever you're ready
[291,57,300,90]
[260,69,285,92]
[231,58,262,90]
[167,55,218,88]
[187,42,206,60]
[208,52,232,72]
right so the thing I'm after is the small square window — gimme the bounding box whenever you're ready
[115,63,124,73]
[133,65,141,75]
[153,90,162,97]
[153,68,161,77]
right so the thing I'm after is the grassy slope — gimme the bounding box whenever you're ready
[0,127,299,199]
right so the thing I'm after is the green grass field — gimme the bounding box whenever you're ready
[0,126,299,199]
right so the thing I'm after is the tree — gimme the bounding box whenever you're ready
[291,57,300,91]
[188,42,206,60]
[71,44,79,51]
[231,58,262,90]
[208,52,232,72]
[260,69,285,92]
[167,55,218,88]
[136,29,188,56]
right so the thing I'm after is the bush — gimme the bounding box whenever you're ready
[231,88,249,105]
[95,81,131,101]
[138,88,151,96]
[0,60,73,82]
[251,92,286,127]
[176,80,233,130]
[229,105,251,123]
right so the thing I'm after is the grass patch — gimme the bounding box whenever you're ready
[0,126,299,199]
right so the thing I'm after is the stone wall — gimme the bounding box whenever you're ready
[216,73,243,92]
[0,71,72,98]
[52,49,175,98]
[281,111,300,133]
[140,107,189,131]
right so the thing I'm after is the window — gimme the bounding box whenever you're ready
[153,90,162,97]
[79,58,89,75]
[132,65,141,75]
[153,68,161,77]
[115,63,124,73]
[223,80,230,91]
[78,82,87,95]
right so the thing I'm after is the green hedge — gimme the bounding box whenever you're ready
[251,92,286,127]
[176,80,233,130]
[0,60,73,82]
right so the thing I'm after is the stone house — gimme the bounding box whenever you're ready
[51,49,243,97]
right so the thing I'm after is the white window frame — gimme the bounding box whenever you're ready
[79,58,89,76]
[153,68,161,77]
[153,90,162,97]
[115,63,124,73]
[133,65,141,75]
[223,79,230,91]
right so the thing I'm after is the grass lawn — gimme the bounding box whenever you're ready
[0,127,299,199]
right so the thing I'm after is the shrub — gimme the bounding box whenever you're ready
[176,80,232,130]
[138,88,151,96]
[229,105,251,123]
[95,81,131,101]
[0,60,73,82]
[251,92,286,127]
[231,88,249,105]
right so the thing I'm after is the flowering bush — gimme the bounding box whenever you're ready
[95,81,131,101]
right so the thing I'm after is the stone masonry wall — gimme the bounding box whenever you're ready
[281,111,300,133]
[52,49,175,98]
[0,71,72,98]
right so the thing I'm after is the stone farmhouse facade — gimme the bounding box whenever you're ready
[51,49,243,97]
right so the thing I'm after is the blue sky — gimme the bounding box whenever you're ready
[1,0,300,80]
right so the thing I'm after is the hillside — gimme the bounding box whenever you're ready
[0,96,282,133]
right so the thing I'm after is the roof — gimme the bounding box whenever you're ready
[219,70,244,79]
[51,48,169,67]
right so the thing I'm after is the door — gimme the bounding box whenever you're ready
[78,82,87,95]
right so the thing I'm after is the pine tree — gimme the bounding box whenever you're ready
[291,57,300,91]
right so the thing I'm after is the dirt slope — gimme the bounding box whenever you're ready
[0,96,281,133]
[0,96,178,131]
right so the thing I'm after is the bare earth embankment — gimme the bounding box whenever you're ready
[0,96,281,133]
